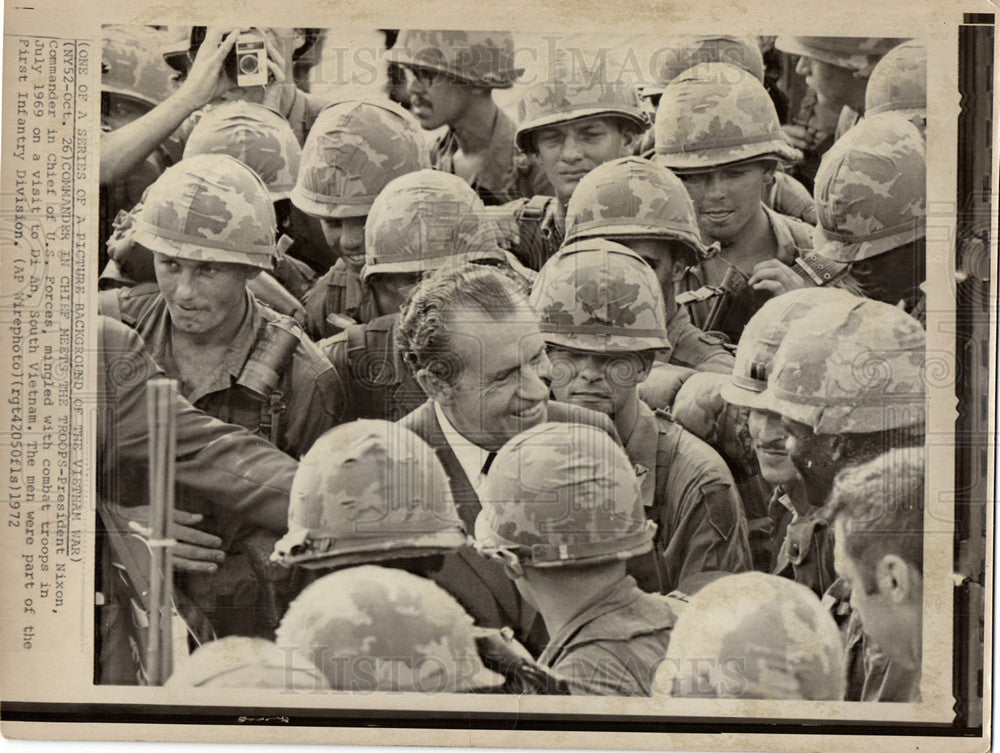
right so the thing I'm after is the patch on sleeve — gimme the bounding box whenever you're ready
[702,482,737,540]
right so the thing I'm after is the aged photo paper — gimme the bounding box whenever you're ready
[0,0,994,751]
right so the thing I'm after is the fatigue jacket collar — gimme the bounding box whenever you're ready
[436,106,517,194]
[761,202,802,266]
[620,400,658,510]
[151,290,262,405]
[538,575,648,666]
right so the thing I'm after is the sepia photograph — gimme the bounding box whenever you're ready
[0,1,994,751]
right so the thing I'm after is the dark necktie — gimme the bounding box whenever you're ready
[481,451,498,477]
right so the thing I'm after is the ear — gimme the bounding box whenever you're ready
[415,367,454,407]
[762,161,777,185]
[671,258,688,282]
[876,554,916,603]
[244,266,263,283]
[620,124,643,156]
[636,351,656,383]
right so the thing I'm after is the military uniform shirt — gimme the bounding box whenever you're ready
[623,400,753,594]
[303,258,383,340]
[538,574,676,696]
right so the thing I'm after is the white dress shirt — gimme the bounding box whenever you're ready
[434,402,495,492]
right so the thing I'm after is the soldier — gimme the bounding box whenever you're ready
[276,565,506,692]
[828,449,925,701]
[387,30,529,205]
[506,51,648,270]
[635,36,814,224]
[811,113,927,317]
[100,25,185,270]
[702,288,851,592]
[165,636,329,689]
[776,36,906,147]
[98,153,341,641]
[271,420,566,694]
[654,572,845,700]
[653,63,817,344]
[562,156,735,378]
[476,422,677,695]
[395,264,618,653]
[316,169,515,423]
[97,316,301,684]
[530,240,752,594]
[103,101,316,320]
[865,40,927,136]
[101,27,330,187]
[291,100,430,339]
[758,294,925,702]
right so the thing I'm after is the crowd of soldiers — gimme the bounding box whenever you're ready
[96,28,928,700]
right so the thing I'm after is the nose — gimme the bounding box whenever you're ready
[174,268,197,300]
[339,219,365,256]
[576,354,604,383]
[795,56,812,77]
[406,71,426,95]
[521,352,552,402]
[703,171,727,200]
[560,132,585,164]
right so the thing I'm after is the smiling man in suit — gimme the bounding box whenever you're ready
[395,264,617,654]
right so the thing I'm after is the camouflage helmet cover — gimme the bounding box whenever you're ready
[102,25,179,108]
[272,420,467,569]
[564,156,707,263]
[530,238,671,353]
[813,113,926,263]
[865,40,927,122]
[165,636,330,689]
[387,30,524,89]
[774,36,908,76]
[653,63,801,171]
[515,51,648,152]
[361,170,508,280]
[720,287,857,410]
[184,101,302,201]
[640,35,765,99]
[760,296,926,434]
[291,99,430,219]
[655,572,845,700]
[130,153,278,270]
[475,422,654,567]
[276,565,505,692]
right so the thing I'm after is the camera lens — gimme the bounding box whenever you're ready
[239,54,260,74]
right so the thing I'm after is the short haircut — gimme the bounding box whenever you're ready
[395,264,529,386]
[827,448,924,594]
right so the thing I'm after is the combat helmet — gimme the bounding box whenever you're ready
[475,422,654,569]
[387,30,523,89]
[865,40,927,131]
[129,153,278,270]
[361,170,508,281]
[183,101,302,201]
[654,62,801,171]
[530,239,671,353]
[774,36,907,77]
[276,565,505,692]
[813,113,925,263]
[165,636,330,689]
[759,296,926,434]
[290,100,429,219]
[719,287,858,410]
[563,156,707,263]
[640,35,765,100]
[654,572,845,700]
[102,25,179,110]
[272,420,467,569]
[515,51,648,153]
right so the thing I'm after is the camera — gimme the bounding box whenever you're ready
[189,27,269,88]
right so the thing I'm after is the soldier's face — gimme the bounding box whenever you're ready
[154,253,256,337]
[617,237,688,312]
[438,305,552,451]
[547,346,648,418]
[404,66,477,131]
[320,215,367,268]
[370,271,423,315]
[833,520,922,669]
[533,117,637,202]
[677,161,772,246]
[794,56,866,112]
[747,409,800,487]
